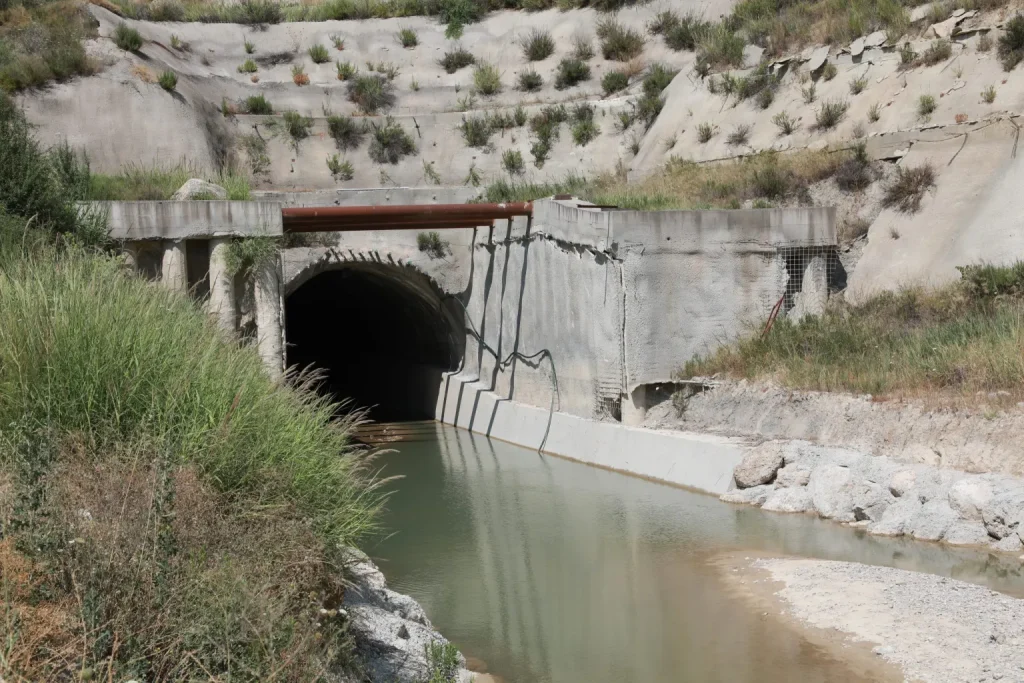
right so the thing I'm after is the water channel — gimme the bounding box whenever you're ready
[368,425,1024,683]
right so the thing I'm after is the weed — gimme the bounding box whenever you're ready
[308,44,330,63]
[802,83,817,103]
[221,97,237,116]
[664,12,713,51]
[114,23,143,51]
[772,111,796,135]
[917,93,936,118]
[291,64,309,85]
[439,0,483,40]
[572,118,600,145]
[727,123,751,145]
[597,18,646,61]
[882,163,935,212]
[999,15,1024,70]
[473,62,502,96]
[158,70,177,91]
[849,76,867,94]
[280,110,314,151]
[502,149,525,175]
[978,32,993,52]
[643,63,676,96]
[327,115,365,150]
[555,58,590,90]
[899,42,917,67]
[821,62,837,81]
[460,114,493,147]
[425,641,462,683]
[835,142,872,190]
[815,98,848,129]
[917,39,953,67]
[236,0,282,25]
[368,116,416,163]
[238,58,258,73]
[439,47,475,73]
[347,74,395,114]
[697,122,717,143]
[331,34,345,50]
[464,162,482,186]
[602,70,629,95]
[868,102,881,122]
[572,33,595,60]
[513,105,528,127]
[369,60,400,80]
[241,133,270,176]
[982,85,996,103]
[521,29,555,61]
[756,86,774,109]
[518,69,543,91]
[327,153,355,180]
[398,27,418,47]
[242,39,255,54]
[456,93,477,111]
[422,159,442,184]
[411,78,420,91]
[336,60,357,80]
[696,24,744,69]
[171,34,185,50]
[417,231,450,258]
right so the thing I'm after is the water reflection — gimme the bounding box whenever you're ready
[370,426,1024,683]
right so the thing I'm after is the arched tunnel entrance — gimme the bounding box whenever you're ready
[285,264,465,422]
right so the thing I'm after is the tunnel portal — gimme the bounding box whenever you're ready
[286,263,464,422]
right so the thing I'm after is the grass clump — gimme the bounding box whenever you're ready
[331,33,345,50]
[459,114,493,147]
[308,43,330,63]
[834,142,872,191]
[882,163,935,213]
[502,148,525,176]
[572,33,595,60]
[417,230,449,258]
[596,18,646,61]
[0,0,94,91]
[802,83,817,103]
[327,115,366,150]
[815,98,848,130]
[695,24,745,69]
[521,29,556,61]
[280,110,314,151]
[347,74,395,114]
[554,57,591,90]
[291,63,309,85]
[244,38,256,53]
[899,42,917,67]
[438,0,484,40]
[114,23,143,51]
[602,70,629,95]
[917,94,936,118]
[87,162,250,201]
[727,123,751,145]
[473,62,502,95]
[571,104,599,145]
[327,153,355,180]
[982,85,996,103]
[238,58,258,73]
[772,110,796,135]
[697,121,717,143]
[439,47,475,73]
[920,39,952,66]
[868,102,881,122]
[368,116,416,164]
[243,93,273,114]
[978,32,993,52]
[518,69,543,91]
[821,62,838,81]
[398,27,418,47]
[336,60,357,80]
[158,70,177,91]
[655,11,713,51]
[999,15,1024,70]
[849,76,867,94]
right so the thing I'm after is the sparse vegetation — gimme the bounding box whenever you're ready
[291,63,309,85]
[695,24,745,69]
[518,69,544,91]
[572,33,595,61]
[727,123,751,145]
[337,60,357,80]
[821,62,837,81]
[834,141,872,191]
[651,10,713,52]
[244,38,256,53]
[398,27,419,47]
[327,153,355,180]
[331,34,345,50]
[238,58,258,73]
[308,43,330,63]
[502,148,525,175]
[439,46,475,73]
[422,159,443,183]
[87,162,251,201]
[555,57,591,90]
[521,29,556,61]
[241,133,271,176]
[281,110,314,151]
[459,114,493,147]
[347,74,396,113]
[464,162,482,186]
[917,93,936,118]
[438,0,483,40]
[417,230,449,258]
[899,42,917,67]
[602,70,630,95]
[114,23,143,51]
[815,98,848,130]
[978,32,993,52]
[697,121,717,143]
[772,110,796,135]
[882,163,935,213]
[849,76,867,94]
[596,18,646,62]
[920,39,952,66]
[868,102,881,122]
[756,87,774,109]
[158,69,177,91]
[571,105,600,145]
[473,62,502,96]
[368,116,416,163]
[171,34,185,50]
[982,85,997,103]
[1000,15,1024,70]
[802,83,817,103]
[327,114,366,150]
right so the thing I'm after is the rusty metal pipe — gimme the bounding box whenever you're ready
[285,219,492,233]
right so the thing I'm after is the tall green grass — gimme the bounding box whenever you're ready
[87,162,251,200]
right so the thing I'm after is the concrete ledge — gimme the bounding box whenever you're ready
[436,374,749,495]
[94,201,284,240]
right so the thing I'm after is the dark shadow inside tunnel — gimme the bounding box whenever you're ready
[286,264,465,422]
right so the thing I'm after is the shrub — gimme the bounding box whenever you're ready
[460,114,493,147]
[772,111,796,135]
[835,143,872,191]
[849,76,867,94]
[921,39,952,66]
[291,64,309,85]
[521,29,555,61]
[473,62,502,95]
[327,115,365,150]
[114,23,143,52]
[882,163,936,213]
[815,98,848,130]
[438,0,484,40]
[821,62,837,81]
[244,39,256,53]
[957,262,1024,299]
[326,153,354,180]
[397,27,418,48]
[439,47,475,73]
[572,119,600,145]
[513,105,527,127]
[368,117,416,163]
[238,58,258,73]
[978,32,993,52]
[555,58,590,90]
[572,33,595,60]
[596,19,645,61]
[1000,15,1024,70]
[696,24,744,69]
[727,124,751,145]
[518,69,543,91]
[643,63,676,97]
[899,42,917,67]
[868,102,881,122]
[331,34,345,50]
[602,70,629,95]
[756,86,774,109]
[281,110,313,150]
[802,83,816,103]
[242,94,273,114]
[662,12,712,51]
[982,85,996,103]
[151,0,185,20]
[237,0,282,25]
[697,122,716,143]
[308,44,330,64]
[417,231,449,258]
[336,60,357,80]
[158,70,177,91]
[917,94,936,118]
[502,149,525,175]
[347,74,395,114]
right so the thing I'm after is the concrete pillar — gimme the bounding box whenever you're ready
[791,253,829,320]
[161,240,188,292]
[254,255,284,379]
[208,238,236,334]
[121,242,141,272]
[621,385,647,426]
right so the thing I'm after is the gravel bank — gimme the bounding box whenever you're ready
[740,557,1024,683]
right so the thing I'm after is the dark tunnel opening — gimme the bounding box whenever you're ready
[286,264,464,422]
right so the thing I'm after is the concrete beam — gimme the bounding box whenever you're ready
[95,201,284,241]
[208,238,236,334]
[161,240,187,291]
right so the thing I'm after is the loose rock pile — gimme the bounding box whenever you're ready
[723,441,1024,552]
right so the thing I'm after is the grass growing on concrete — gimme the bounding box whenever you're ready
[439,46,475,73]
[397,27,419,47]
[368,116,416,163]
[682,264,1024,399]
[243,92,273,114]
[882,163,935,213]
[327,114,366,150]
[602,69,629,94]
[999,15,1024,70]
[87,162,251,200]
[521,28,556,61]
[0,0,94,91]
[473,62,502,95]
[158,69,178,91]
[459,114,493,147]
[518,69,543,91]
[554,57,591,90]
[114,22,143,51]
[347,74,396,113]
[596,18,646,61]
